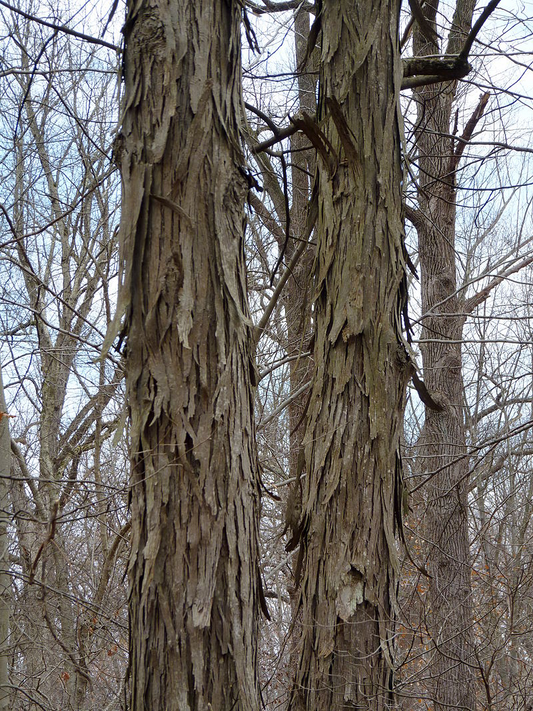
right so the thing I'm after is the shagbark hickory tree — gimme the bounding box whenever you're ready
[2,0,532,708]
[246,1,502,707]
[115,0,503,709]
[116,0,262,709]
[288,1,408,708]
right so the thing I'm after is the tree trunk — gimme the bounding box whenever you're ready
[0,367,10,711]
[290,2,407,708]
[285,5,316,488]
[283,3,317,685]
[120,1,261,709]
[412,1,477,708]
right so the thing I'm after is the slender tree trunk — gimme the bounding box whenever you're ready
[119,1,261,709]
[290,2,407,708]
[283,5,316,552]
[412,2,477,708]
[0,367,10,711]
[283,4,317,684]
[285,6,316,485]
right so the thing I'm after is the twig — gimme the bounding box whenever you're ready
[254,187,317,345]
[0,0,120,52]
[29,500,59,584]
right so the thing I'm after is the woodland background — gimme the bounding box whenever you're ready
[0,0,531,709]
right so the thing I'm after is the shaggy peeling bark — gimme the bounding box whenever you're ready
[284,6,316,543]
[290,2,407,708]
[119,2,261,709]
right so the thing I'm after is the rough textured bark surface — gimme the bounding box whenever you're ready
[290,2,407,708]
[0,367,10,711]
[119,1,261,709]
[285,6,315,488]
[283,5,317,684]
[413,1,477,708]
[283,6,316,546]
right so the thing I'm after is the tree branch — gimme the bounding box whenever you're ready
[450,91,490,174]
[459,0,501,61]
[245,101,300,154]
[248,193,285,244]
[408,0,440,44]
[253,188,317,346]
[93,521,131,609]
[29,500,59,585]
[463,253,533,315]
[258,352,311,381]
[11,439,44,519]
[0,0,120,52]
[404,203,425,231]
[258,381,310,431]
[401,0,501,90]
[402,55,471,89]
[246,0,315,14]
[471,398,533,426]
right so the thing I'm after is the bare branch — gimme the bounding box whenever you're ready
[246,105,300,154]
[450,91,490,173]
[464,253,533,315]
[402,55,471,89]
[401,1,501,90]
[93,521,131,608]
[259,352,311,381]
[28,500,59,585]
[408,0,440,44]
[258,381,310,431]
[248,193,285,244]
[246,0,315,14]
[253,188,317,346]
[459,0,501,60]
[11,439,44,519]
[0,0,120,52]
[472,398,533,426]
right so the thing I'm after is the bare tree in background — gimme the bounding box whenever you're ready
[0,366,11,711]
[0,5,128,709]
[399,1,533,707]
[410,3,479,707]
[375,6,533,711]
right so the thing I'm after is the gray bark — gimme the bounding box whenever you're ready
[412,1,478,708]
[0,366,10,711]
[282,7,316,548]
[119,1,262,709]
[290,2,407,708]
